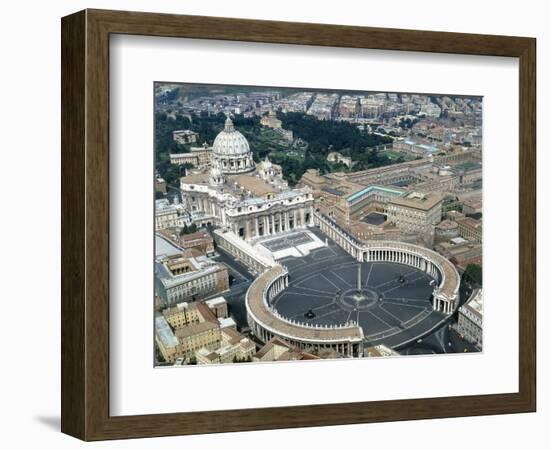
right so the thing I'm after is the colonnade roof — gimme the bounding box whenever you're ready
[247,265,364,343]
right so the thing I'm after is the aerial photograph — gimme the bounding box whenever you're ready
[153,83,483,366]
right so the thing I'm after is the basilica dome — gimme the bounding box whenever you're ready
[213,117,251,156]
[212,116,255,174]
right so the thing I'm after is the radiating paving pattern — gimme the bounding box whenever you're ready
[260,231,313,252]
[271,243,447,349]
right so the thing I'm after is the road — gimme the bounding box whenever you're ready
[211,247,255,330]
[401,322,480,355]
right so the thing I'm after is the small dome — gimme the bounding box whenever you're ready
[209,166,224,185]
[260,155,272,168]
[213,117,251,157]
[210,166,222,178]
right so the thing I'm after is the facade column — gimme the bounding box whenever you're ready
[245,220,251,240]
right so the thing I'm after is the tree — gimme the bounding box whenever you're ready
[463,264,482,287]
[179,223,197,236]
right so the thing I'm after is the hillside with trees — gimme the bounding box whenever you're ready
[155,110,396,188]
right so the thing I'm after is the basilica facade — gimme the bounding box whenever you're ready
[180,116,314,241]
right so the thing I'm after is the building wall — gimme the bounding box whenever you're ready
[157,265,229,305]
[456,290,483,348]
[456,218,482,243]
[155,210,183,230]
[385,202,442,235]
[177,326,221,357]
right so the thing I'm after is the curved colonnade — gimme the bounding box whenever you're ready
[315,212,460,314]
[245,213,460,353]
[245,265,365,357]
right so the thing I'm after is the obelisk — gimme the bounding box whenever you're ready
[357,264,361,291]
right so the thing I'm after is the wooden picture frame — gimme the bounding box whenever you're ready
[61,9,536,441]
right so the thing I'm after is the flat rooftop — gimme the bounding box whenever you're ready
[389,191,443,211]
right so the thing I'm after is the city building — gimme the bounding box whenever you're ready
[462,198,483,215]
[307,93,339,120]
[155,176,167,194]
[253,337,319,362]
[155,198,186,230]
[456,289,483,349]
[174,320,221,358]
[155,253,229,305]
[385,191,443,235]
[155,313,221,363]
[434,219,460,243]
[260,110,282,129]
[196,328,256,364]
[455,215,482,243]
[260,110,294,142]
[420,102,442,118]
[366,345,400,357]
[170,143,213,169]
[157,229,214,256]
[155,298,243,364]
[327,151,353,168]
[170,152,199,166]
[173,129,199,144]
[162,298,228,328]
[205,296,229,318]
[189,142,213,167]
[436,239,482,268]
[179,231,215,255]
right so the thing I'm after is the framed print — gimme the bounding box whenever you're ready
[61,9,536,441]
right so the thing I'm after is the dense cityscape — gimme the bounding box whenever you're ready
[154,83,483,366]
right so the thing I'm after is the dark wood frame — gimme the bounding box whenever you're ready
[61,8,536,441]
